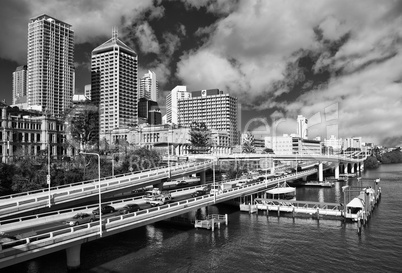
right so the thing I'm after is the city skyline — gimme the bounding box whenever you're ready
[0,0,401,146]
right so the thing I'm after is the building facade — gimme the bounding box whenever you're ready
[84,84,91,100]
[27,14,75,116]
[324,135,343,154]
[0,102,70,163]
[265,134,321,155]
[139,70,158,101]
[13,65,28,104]
[91,30,138,142]
[297,115,308,139]
[166,85,191,125]
[178,89,238,146]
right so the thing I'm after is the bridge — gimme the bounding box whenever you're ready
[0,153,365,269]
[0,168,317,269]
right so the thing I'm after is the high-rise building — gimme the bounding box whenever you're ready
[91,29,138,142]
[166,85,191,125]
[178,89,238,146]
[84,84,91,100]
[27,14,74,116]
[13,65,28,104]
[297,115,308,139]
[139,70,158,101]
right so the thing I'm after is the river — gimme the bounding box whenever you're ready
[3,163,402,272]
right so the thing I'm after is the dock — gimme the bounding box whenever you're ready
[241,199,343,219]
[194,214,228,231]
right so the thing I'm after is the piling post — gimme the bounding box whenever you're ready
[292,206,295,218]
[316,208,320,220]
[212,218,215,231]
[266,204,269,217]
[225,214,228,226]
[277,205,280,217]
[249,203,251,214]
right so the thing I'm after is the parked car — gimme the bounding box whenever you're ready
[64,213,94,226]
[119,204,141,214]
[92,205,116,216]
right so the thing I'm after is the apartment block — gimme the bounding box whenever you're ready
[27,14,74,116]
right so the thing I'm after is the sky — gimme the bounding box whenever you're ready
[0,0,401,147]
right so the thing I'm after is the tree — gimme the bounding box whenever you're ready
[64,101,99,151]
[188,122,212,154]
[0,163,16,195]
[242,131,256,153]
[11,158,46,192]
[364,156,380,169]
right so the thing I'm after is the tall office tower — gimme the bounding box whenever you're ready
[297,115,308,139]
[12,65,28,104]
[166,85,191,125]
[84,84,91,100]
[139,70,158,101]
[27,14,74,116]
[178,89,238,146]
[91,29,138,141]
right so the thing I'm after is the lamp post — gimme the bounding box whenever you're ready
[167,129,172,178]
[80,152,102,237]
[45,113,51,208]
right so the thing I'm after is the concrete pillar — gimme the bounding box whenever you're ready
[271,161,275,175]
[199,171,206,185]
[344,164,348,174]
[335,165,339,179]
[351,164,355,174]
[66,244,81,270]
[318,162,323,182]
[302,176,307,181]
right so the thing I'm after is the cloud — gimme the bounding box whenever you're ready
[0,0,156,63]
[135,22,161,54]
[176,0,402,145]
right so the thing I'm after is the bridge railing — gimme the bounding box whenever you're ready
[0,168,318,256]
[0,160,213,215]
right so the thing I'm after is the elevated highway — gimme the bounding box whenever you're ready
[0,168,317,269]
[0,160,212,219]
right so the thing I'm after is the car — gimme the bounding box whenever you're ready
[92,205,116,216]
[236,180,248,187]
[191,189,208,197]
[119,204,141,214]
[176,180,188,187]
[64,213,94,226]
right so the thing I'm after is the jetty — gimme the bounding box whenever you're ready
[194,214,228,231]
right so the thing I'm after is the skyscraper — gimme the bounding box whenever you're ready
[91,29,138,141]
[139,70,158,101]
[166,85,191,125]
[297,115,308,139]
[27,14,74,116]
[178,89,238,146]
[13,65,27,104]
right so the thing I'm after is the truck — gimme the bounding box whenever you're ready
[144,188,172,206]
[210,182,236,195]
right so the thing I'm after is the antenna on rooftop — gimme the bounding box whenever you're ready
[112,27,118,39]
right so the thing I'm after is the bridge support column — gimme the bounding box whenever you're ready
[318,162,323,182]
[199,171,206,185]
[66,244,81,270]
[335,165,340,180]
[302,176,307,181]
[344,164,348,174]
[351,164,355,174]
[271,161,275,175]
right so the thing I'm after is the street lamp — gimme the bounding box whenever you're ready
[167,129,172,178]
[80,151,102,237]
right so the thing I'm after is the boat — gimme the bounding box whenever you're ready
[265,182,296,201]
